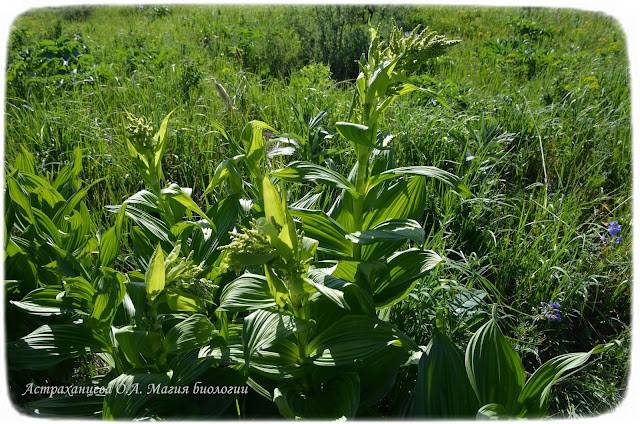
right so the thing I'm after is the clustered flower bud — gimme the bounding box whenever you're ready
[165,252,217,302]
[220,219,278,273]
[125,114,155,149]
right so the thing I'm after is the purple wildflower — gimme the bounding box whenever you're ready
[534,300,562,323]
[607,220,622,236]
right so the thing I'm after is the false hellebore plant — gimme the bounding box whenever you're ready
[198,25,469,418]
[7,112,242,419]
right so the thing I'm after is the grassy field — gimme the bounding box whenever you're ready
[4,4,631,418]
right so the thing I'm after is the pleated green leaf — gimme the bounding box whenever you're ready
[31,208,62,245]
[261,175,296,258]
[161,184,216,229]
[335,121,375,148]
[365,59,399,105]
[367,165,471,197]
[123,189,161,212]
[27,391,105,418]
[8,324,108,370]
[11,279,95,316]
[307,315,403,366]
[114,326,163,368]
[107,204,171,244]
[251,339,312,380]
[476,403,511,420]
[413,332,479,418]
[289,207,352,257]
[145,244,165,302]
[217,273,277,312]
[89,267,126,329]
[465,315,526,414]
[362,176,426,233]
[274,372,360,419]
[152,110,175,177]
[102,371,172,419]
[516,342,615,417]
[162,313,219,355]
[272,161,360,198]
[372,248,442,309]
[347,218,425,246]
[241,120,276,173]
[243,310,312,368]
[357,344,408,408]
[303,275,349,310]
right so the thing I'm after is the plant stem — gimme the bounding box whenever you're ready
[352,147,371,260]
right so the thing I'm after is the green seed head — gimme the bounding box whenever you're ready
[125,113,155,149]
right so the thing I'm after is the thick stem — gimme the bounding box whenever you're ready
[352,147,371,260]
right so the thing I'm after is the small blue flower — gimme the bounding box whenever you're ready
[600,233,607,243]
[607,220,622,236]
[614,236,623,244]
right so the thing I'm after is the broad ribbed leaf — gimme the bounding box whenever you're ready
[52,178,105,227]
[27,391,104,418]
[362,177,427,261]
[168,350,218,386]
[516,343,615,417]
[8,324,108,370]
[358,345,408,408]
[107,204,171,243]
[243,310,312,368]
[372,248,442,308]
[274,372,360,419]
[145,244,165,302]
[123,189,161,212]
[368,166,471,197]
[303,275,349,310]
[363,176,425,229]
[242,120,276,172]
[262,176,296,258]
[307,315,403,366]
[465,316,526,414]
[365,59,399,104]
[413,332,478,418]
[161,184,216,229]
[335,122,375,148]
[217,274,276,312]
[309,266,376,315]
[347,218,425,245]
[14,146,36,173]
[7,175,36,225]
[89,267,126,329]
[251,339,311,379]
[152,110,174,176]
[31,208,62,245]
[114,326,162,368]
[272,161,359,198]
[289,207,352,257]
[102,371,172,419]
[162,314,219,355]
[476,404,511,420]
[11,281,94,316]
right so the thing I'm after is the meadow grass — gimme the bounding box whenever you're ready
[5,5,630,417]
